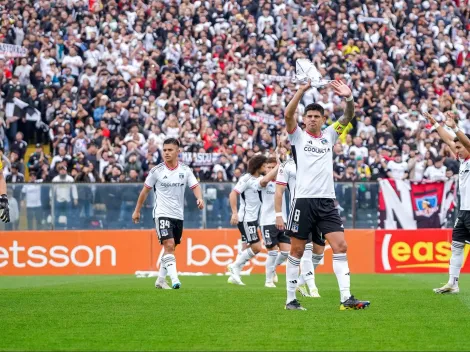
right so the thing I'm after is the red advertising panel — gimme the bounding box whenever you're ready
[375,229,470,273]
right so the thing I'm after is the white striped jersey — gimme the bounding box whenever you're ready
[233,173,262,222]
[144,162,199,220]
[459,157,470,211]
[260,181,277,226]
[273,159,296,224]
[287,125,339,198]
[276,159,297,196]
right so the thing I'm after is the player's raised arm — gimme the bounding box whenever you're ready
[285,80,311,133]
[424,112,457,155]
[445,112,470,154]
[259,164,279,188]
[332,80,355,127]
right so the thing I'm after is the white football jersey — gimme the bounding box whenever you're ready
[260,181,279,226]
[233,173,262,222]
[287,125,339,198]
[276,159,297,195]
[459,157,470,211]
[144,162,199,220]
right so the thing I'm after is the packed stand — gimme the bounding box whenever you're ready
[0,0,469,228]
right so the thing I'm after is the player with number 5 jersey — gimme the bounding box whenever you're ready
[132,138,204,290]
[283,79,370,311]
[227,155,280,286]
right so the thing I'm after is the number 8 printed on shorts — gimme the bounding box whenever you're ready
[294,209,300,222]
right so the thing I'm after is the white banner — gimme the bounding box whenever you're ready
[179,152,221,166]
[246,111,283,126]
[259,74,291,83]
[357,16,389,24]
[0,44,28,58]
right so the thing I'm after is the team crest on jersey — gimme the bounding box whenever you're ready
[179,173,184,179]
[320,138,328,145]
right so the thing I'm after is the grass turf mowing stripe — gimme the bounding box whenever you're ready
[0,274,469,351]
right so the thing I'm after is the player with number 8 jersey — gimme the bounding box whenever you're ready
[132,138,204,290]
[282,79,370,311]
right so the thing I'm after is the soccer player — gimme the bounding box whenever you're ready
[283,79,370,310]
[259,157,291,288]
[424,112,470,294]
[132,138,204,290]
[275,157,323,298]
[228,155,279,286]
[0,156,10,223]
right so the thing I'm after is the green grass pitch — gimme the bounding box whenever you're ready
[1,274,470,351]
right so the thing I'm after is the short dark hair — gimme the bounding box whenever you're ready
[247,155,267,174]
[163,138,180,147]
[304,103,324,117]
[454,134,470,143]
[266,157,277,164]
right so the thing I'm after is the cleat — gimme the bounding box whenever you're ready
[172,282,181,289]
[310,288,321,298]
[155,279,171,290]
[339,295,370,310]
[285,299,307,310]
[265,282,276,288]
[433,284,459,294]
[297,284,312,297]
[227,264,245,285]
[273,273,279,284]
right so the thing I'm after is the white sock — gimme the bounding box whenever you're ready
[448,241,464,287]
[333,253,351,302]
[275,251,289,267]
[301,243,316,290]
[234,248,255,270]
[266,250,278,282]
[286,255,300,304]
[312,253,324,269]
[158,263,167,281]
[162,254,179,285]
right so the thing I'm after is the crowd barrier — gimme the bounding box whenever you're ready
[1,229,469,275]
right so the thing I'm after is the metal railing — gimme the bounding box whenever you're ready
[0,181,451,231]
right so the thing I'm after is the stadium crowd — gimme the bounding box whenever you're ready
[0,0,469,189]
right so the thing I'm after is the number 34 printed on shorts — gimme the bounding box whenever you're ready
[159,220,171,237]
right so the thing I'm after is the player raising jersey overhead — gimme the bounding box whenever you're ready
[132,138,204,290]
[227,155,279,286]
[424,112,470,294]
[283,79,370,311]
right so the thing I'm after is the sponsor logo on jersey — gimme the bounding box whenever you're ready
[161,182,185,187]
[163,176,168,179]
[303,145,330,154]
